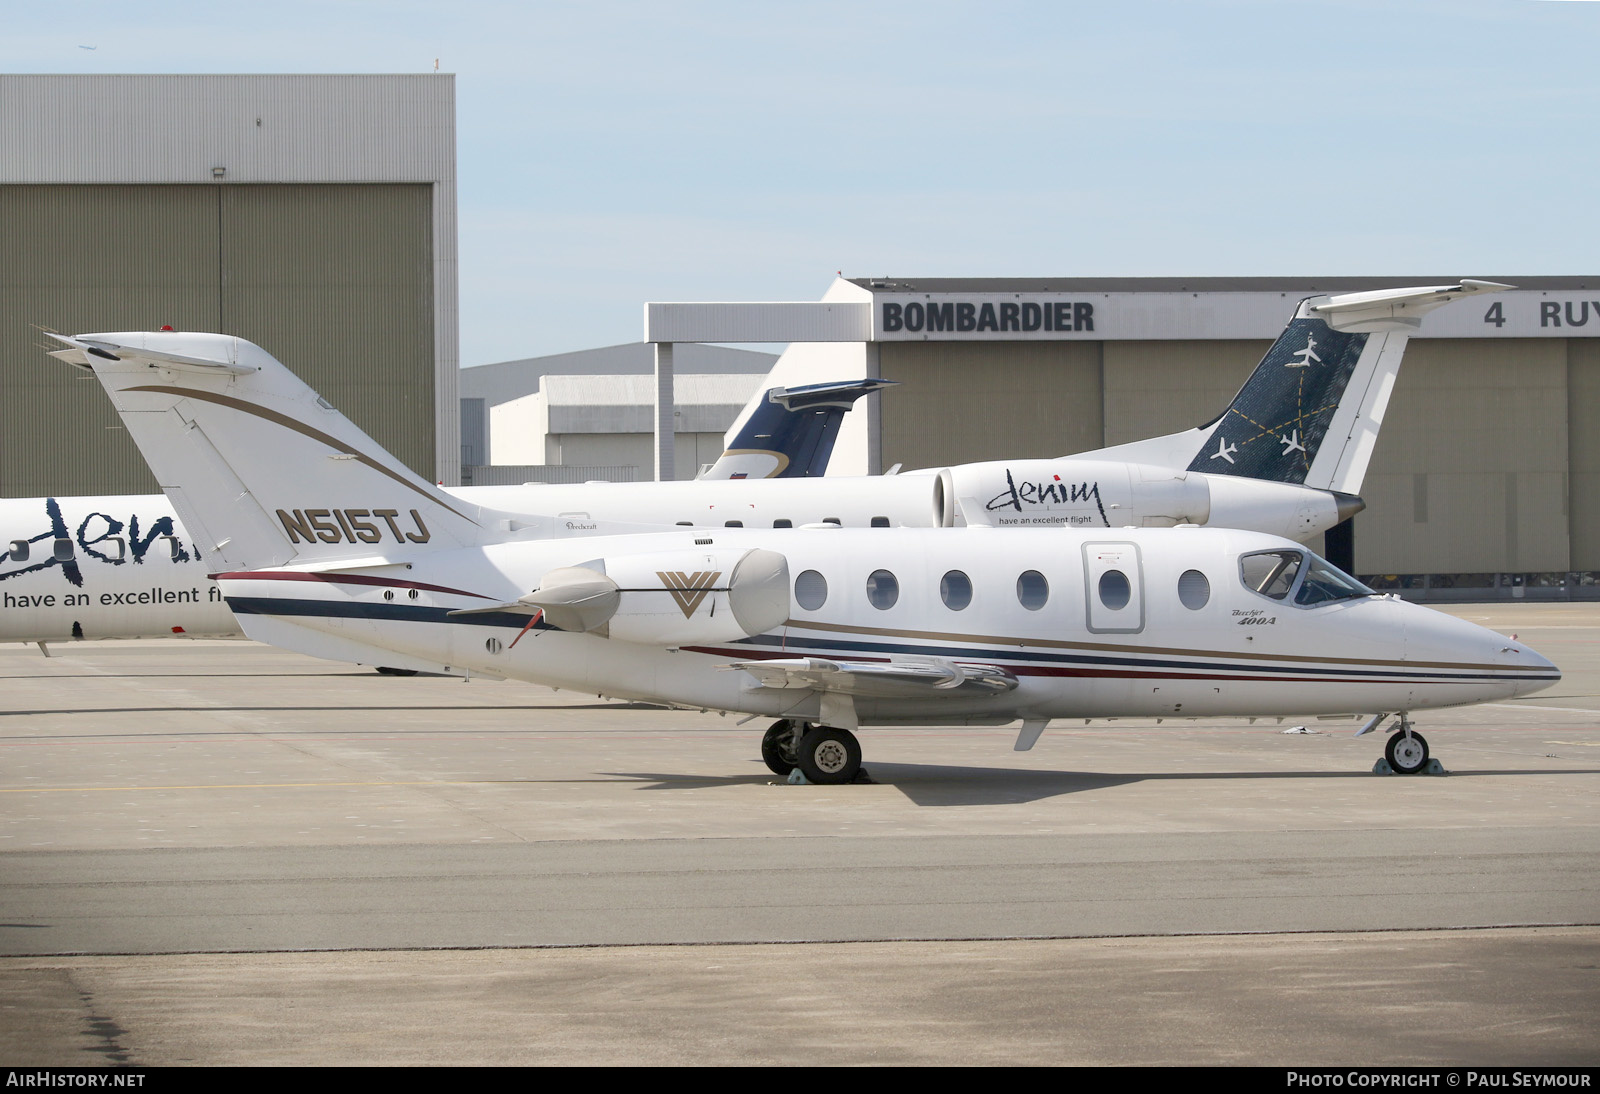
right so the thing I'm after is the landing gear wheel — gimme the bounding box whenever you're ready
[1385,729,1430,775]
[795,727,862,785]
[761,720,802,776]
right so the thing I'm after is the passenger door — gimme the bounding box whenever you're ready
[1082,541,1144,633]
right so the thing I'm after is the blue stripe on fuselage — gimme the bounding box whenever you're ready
[223,595,1553,685]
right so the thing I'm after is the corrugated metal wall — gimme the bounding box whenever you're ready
[1568,340,1600,570]
[2,182,433,496]
[1359,339,1570,575]
[879,341,1105,470]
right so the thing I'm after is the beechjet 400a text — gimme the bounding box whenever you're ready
[43,325,1558,783]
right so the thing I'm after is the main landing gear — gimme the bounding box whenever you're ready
[1383,712,1431,775]
[761,719,864,785]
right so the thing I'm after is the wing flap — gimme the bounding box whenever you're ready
[726,656,1017,698]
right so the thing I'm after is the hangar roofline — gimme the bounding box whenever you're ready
[848,276,1600,293]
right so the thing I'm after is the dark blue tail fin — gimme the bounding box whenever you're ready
[701,379,897,479]
[1079,281,1510,494]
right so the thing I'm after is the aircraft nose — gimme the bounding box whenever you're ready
[1396,601,1561,701]
[1501,638,1561,696]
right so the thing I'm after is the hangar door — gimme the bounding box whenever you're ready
[1,183,434,497]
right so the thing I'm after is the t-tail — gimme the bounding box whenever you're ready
[701,378,897,479]
[43,332,553,573]
[1083,280,1511,495]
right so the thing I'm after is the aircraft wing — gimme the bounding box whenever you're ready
[726,656,1017,698]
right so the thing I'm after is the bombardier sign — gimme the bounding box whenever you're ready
[880,298,1095,338]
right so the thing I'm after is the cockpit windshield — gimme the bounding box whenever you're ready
[1239,548,1373,607]
[1240,550,1303,600]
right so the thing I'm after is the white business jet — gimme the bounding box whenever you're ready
[45,328,1558,783]
[2,281,1500,652]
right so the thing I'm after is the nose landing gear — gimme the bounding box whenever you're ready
[1380,712,1436,775]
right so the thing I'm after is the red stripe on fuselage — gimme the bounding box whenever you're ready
[212,569,492,599]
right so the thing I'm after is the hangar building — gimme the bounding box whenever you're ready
[0,73,458,496]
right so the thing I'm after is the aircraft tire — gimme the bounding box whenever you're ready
[1385,729,1430,775]
[761,720,802,776]
[795,727,861,785]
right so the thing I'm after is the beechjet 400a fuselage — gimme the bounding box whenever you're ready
[43,327,1559,782]
[221,524,1557,728]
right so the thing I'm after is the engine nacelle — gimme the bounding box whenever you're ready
[1205,476,1363,543]
[522,547,790,646]
[939,459,1211,529]
[933,458,1358,543]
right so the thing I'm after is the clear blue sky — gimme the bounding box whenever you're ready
[6,1,1599,365]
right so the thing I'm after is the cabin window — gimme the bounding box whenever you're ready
[824,517,842,526]
[795,569,828,611]
[1178,569,1210,610]
[773,519,792,529]
[940,570,973,611]
[485,638,503,655]
[165,536,184,560]
[53,538,74,562]
[676,521,693,526]
[870,516,890,528]
[724,520,743,528]
[866,569,899,610]
[1016,570,1049,611]
[1098,570,1131,611]
[1240,550,1305,601]
[6,540,28,563]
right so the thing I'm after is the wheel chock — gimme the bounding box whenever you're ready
[786,768,811,785]
[1371,758,1449,776]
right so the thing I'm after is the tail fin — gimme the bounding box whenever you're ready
[1083,280,1510,494]
[701,378,897,479]
[44,332,521,572]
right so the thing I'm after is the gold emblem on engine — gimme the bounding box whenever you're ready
[657,570,721,618]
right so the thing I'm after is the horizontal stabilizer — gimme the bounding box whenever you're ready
[1309,279,1513,333]
[47,332,267,375]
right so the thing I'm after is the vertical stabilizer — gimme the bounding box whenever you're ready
[701,378,897,479]
[1079,280,1510,494]
[45,332,510,572]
